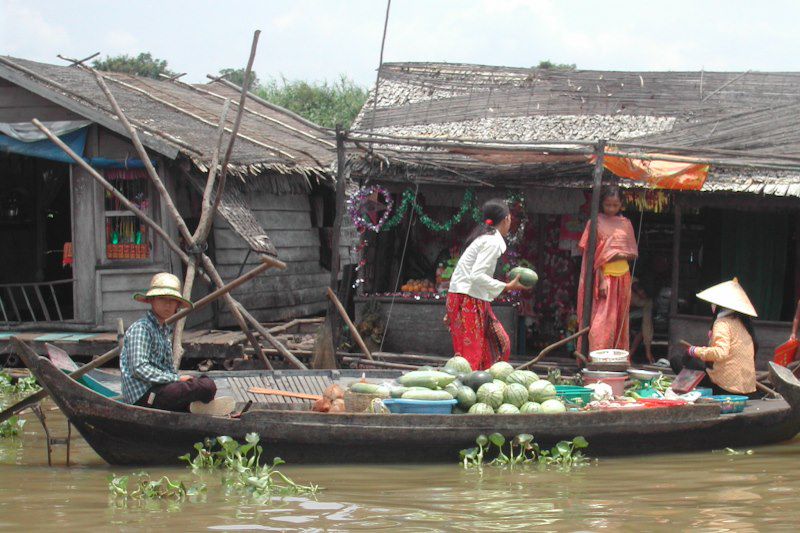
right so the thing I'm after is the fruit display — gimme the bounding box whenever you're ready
[341,361,568,416]
[399,279,436,293]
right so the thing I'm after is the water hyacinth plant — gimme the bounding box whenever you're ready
[460,433,590,469]
[108,471,206,500]
[0,371,40,395]
[0,415,25,438]
[180,433,320,497]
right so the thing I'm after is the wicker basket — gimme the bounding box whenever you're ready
[344,390,387,413]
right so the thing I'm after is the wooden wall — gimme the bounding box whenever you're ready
[213,192,331,327]
[0,80,82,122]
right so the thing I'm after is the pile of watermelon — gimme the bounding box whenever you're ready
[349,356,567,415]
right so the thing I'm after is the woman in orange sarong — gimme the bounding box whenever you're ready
[576,187,638,354]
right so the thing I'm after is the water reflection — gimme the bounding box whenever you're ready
[2,400,800,531]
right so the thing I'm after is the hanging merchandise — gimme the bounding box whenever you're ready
[623,189,671,213]
[347,185,394,233]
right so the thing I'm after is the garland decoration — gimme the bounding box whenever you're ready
[347,185,393,233]
[382,188,482,232]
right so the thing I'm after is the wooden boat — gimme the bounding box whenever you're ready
[14,339,800,465]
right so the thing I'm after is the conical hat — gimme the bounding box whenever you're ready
[696,278,757,317]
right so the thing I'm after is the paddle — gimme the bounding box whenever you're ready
[247,387,323,401]
[516,327,590,371]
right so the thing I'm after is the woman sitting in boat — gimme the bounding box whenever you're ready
[445,199,529,370]
[678,278,758,396]
[576,186,638,355]
[121,273,234,415]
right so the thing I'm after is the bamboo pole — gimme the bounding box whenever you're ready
[88,43,277,369]
[326,287,373,360]
[516,326,589,370]
[579,140,606,351]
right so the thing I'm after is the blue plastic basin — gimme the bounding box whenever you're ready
[708,394,748,414]
[382,398,457,414]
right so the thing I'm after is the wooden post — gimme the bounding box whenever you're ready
[329,127,348,344]
[670,201,682,317]
[326,287,373,360]
[579,140,606,348]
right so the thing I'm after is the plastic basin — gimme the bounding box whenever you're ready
[382,398,457,414]
[708,395,748,414]
[694,387,713,397]
[583,375,628,397]
[555,385,593,406]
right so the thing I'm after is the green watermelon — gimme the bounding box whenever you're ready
[468,402,495,414]
[488,361,515,381]
[476,383,504,409]
[497,403,521,415]
[456,386,477,409]
[444,355,473,374]
[540,398,567,413]
[464,371,493,391]
[508,266,539,288]
[503,383,529,408]
[528,380,557,402]
[519,401,542,414]
[506,370,537,388]
[493,379,507,391]
[444,380,462,398]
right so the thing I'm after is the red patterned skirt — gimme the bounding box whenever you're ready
[445,292,510,371]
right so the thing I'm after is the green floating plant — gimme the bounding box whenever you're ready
[0,415,25,438]
[0,372,40,395]
[108,471,206,501]
[460,433,590,469]
[179,432,319,497]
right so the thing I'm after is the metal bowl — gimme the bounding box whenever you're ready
[581,369,628,379]
[627,369,662,381]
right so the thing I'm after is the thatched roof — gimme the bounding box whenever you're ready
[0,56,336,180]
[351,62,800,198]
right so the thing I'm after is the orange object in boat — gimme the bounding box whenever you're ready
[774,339,799,367]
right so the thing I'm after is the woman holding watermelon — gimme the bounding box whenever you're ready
[445,199,531,370]
[576,187,639,354]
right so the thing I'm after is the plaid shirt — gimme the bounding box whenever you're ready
[120,310,179,403]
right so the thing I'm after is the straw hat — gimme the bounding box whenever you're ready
[133,272,193,309]
[696,278,757,317]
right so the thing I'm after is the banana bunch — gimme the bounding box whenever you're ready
[624,190,670,213]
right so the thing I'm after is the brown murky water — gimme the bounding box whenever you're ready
[2,396,800,532]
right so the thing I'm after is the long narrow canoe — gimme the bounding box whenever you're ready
[13,338,800,465]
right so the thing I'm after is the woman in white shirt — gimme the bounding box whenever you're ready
[445,199,528,370]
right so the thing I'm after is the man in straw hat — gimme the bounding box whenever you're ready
[675,278,758,396]
[121,272,234,415]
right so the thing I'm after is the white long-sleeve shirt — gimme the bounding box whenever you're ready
[448,232,507,302]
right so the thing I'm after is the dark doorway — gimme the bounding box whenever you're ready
[0,153,73,322]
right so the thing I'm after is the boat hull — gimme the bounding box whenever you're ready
[14,338,800,465]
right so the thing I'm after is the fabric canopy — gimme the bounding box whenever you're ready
[599,151,709,190]
[0,122,150,169]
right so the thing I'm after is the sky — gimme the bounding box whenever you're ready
[3,0,800,87]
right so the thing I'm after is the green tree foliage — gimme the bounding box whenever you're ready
[218,68,260,90]
[93,52,175,79]
[536,60,576,70]
[256,75,368,128]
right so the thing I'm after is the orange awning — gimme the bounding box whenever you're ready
[599,152,709,190]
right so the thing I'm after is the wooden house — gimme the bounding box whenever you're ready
[0,56,338,332]
[346,62,800,366]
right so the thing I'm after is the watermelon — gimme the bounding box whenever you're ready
[444,355,473,374]
[456,386,477,409]
[476,383,504,409]
[528,380,557,402]
[493,379,507,391]
[497,403,520,415]
[505,370,537,388]
[508,266,539,288]
[503,383,529,408]
[444,380,462,398]
[398,370,456,389]
[463,371,493,391]
[519,401,542,414]
[401,389,454,401]
[442,367,460,377]
[540,398,567,414]
[468,402,495,414]
[488,361,515,382]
